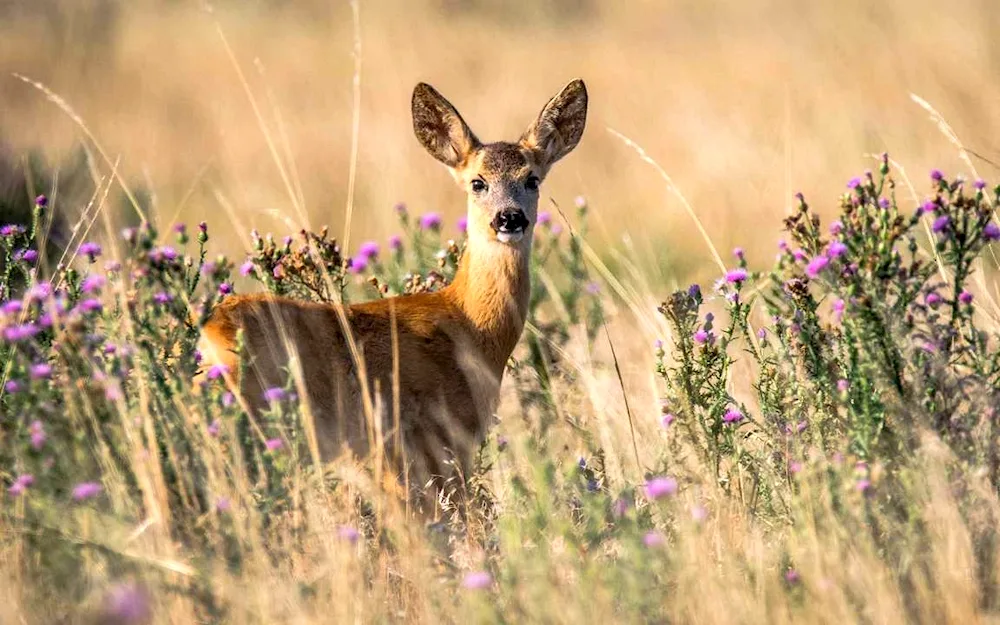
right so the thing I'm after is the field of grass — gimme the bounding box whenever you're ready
[4,1,1000,623]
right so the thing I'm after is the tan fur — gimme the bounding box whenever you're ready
[198,79,588,499]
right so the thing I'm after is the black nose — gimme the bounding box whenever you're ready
[490,209,529,233]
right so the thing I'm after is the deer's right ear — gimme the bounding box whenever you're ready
[412,83,480,168]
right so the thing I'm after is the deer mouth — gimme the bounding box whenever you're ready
[491,210,529,244]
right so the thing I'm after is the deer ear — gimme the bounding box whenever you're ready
[520,79,588,169]
[412,83,480,168]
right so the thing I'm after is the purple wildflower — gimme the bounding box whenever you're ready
[574,196,587,209]
[733,247,744,260]
[105,260,121,273]
[930,169,944,182]
[612,497,629,518]
[8,474,34,497]
[29,282,52,301]
[101,583,151,625]
[723,408,743,424]
[394,202,407,217]
[206,364,230,380]
[644,476,678,500]
[785,569,801,584]
[726,268,748,283]
[78,242,102,261]
[926,292,942,306]
[388,235,403,251]
[661,413,675,428]
[537,211,551,226]
[198,221,208,234]
[932,215,950,233]
[805,256,830,279]
[1,300,22,315]
[691,504,708,523]
[29,363,52,380]
[19,249,38,263]
[975,179,987,190]
[0,224,25,237]
[81,275,106,293]
[218,283,232,295]
[984,223,1000,241]
[72,482,103,501]
[832,298,845,323]
[263,387,286,404]
[856,479,872,493]
[693,329,711,345]
[215,497,231,512]
[829,221,844,235]
[878,197,890,209]
[959,290,974,305]
[847,177,862,189]
[35,194,47,207]
[457,216,468,233]
[348,256,368,274]
[462,571,493,590]
[643,531,666,547]
[239,260,255,276]
[338,525,360,544]
[837,379,849,392]
[78,298,103,314]
[419,213,442,231]
[207,419,221,438]
[153,292,173,305]
[827,241,848,258]
[3,324,40,342]
[585,281,601,295]
[5,380,21,394]
[358,241,380,260]
[265,438,283,452]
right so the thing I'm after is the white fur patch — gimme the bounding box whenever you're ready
[496,231,524,244]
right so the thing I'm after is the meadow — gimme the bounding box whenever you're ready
[3,1,1000,623]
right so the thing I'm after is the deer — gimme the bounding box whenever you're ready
[197,79,588,505]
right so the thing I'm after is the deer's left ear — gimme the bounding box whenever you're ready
[520,79,588,169]
[412,83,481,168]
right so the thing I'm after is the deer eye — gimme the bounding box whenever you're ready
[525,176,541,192]
[471,179,488,194]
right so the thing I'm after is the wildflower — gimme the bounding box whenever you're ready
[29,281,52,301]
[8,474,34,497]
[585,282,601,295]
[796,420,808,433]
[206,364,230,380]
[338,525,360,543]
[691,504,708,523]
[263,387,286,403]
[644,476,678,500]
[207,419,221,438]
[457,216,468,234]
[105,379,123,402]
[725,268,748,284]
[574,196,587,209]
[222,392,236,407]
[832,298,845,323]
[661,413,675,428]
[272,264,285,279]
[358,241,380,260]
[805,256,829,279]
[693,329,712,345]
[419,213,442,231]
[612,497,629,518]
[919,200,936,215]
[785,569,801,585]
[497,435,508,452]
[72,482,103,501]
[757,328,767,339]
[153,292,174,305]
[462,571,493,590]
[81,275,106,293]
[788,460,803,474]
[829,220,844,235]
[837,379,849,392]
[856,479,872,493]
[78,298,103,314]
[3,324,40,342]
[0,224,25,237]
[215,497,231,512]
[17,249,38,264]
[932,215,950,233]
[105,260,122,273]
[388,235,403,251]
[348,256,369,274]
[925,292,942,306]
[878,197,890,209]
[1,300,22,315]
[733,247,744,260]
[723,408,743,424]
[930,169,944,182]
[265,438,284,452]
[537,211,551,226]
[29,363,52,380]
[959,290,974,305]
[35,194,48,207]
[101,582,151,625]
[984,223,1000,241]
[550,223,563,235]
[643,531,665,547]
[827,241,848,258]
[78,242,102,261]
[239,260,255,276]
[846,177,862,190]
[218,283,232,295]
[5,380,21,393]
[394,202,407,217]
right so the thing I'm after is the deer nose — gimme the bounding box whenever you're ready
[490,209,529,234]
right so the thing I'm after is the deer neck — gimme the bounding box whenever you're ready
[446,236,531,372]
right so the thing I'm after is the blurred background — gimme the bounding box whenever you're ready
[1,0,999,288]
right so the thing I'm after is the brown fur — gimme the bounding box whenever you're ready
[198,79,587,501]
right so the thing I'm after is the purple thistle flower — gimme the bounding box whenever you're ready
[388,235,403,251]
[829,221,844,235]
[612,497,629,518]
[207,419,221,438]
[975,179,987,190]
[105,260,121,273]
[0,224,25,237]
[1,300,22,315]
[919,200,937,215]
[643,531,666,547]
[984,223,1000,241]
[693,329,710,345]
[574,196,587,209]
[153,292,174,305]
[8,474,34,497]
[29,363,52,380]
[832,298,845,324]
[785,569,801,584]
[3,324,40,342]
[837,379,849,392]
[733,247,745,260]
[462,571,493,590]
[263,387,286,403]
[792,249,808,262]
[723,408,743,424]
[827,241,848,258]
[72,482,103,501]
[847,177,862,189]
[348,256,368,274]
[644,476,678,500]
[4,380,21,394]
[206,364,230,380]
[29,282,52,301]
[691,504,708,523]
[419,213,442,231]
[930,169,944,182]
[856,479,872,493]
[78,242,102,261]
[932,215,951,233]
[215,497,231,512]
[198,221,208,234]
[239,260,255,276]
[878,197,890,209]
[725,268,748,283]
[35,194,48,207]
[265,438,283,452]
[805,255,830,279]
[78,298,103,314]
[222,392,236,407]
[338,525,360,543]
[81,275,106,293]
[101,582,151,625]
[218,283,232,295]
[661,413,675,428]
[757,328,767,339]
[585,281,601,295]
[959,290,974,305]
[537,211,552,226]
[457,216,468,233]
[394,202,407,216]
[19,249,38,263]
[358,241,380,260]
[926,292,942,306]
[173,223,186,235]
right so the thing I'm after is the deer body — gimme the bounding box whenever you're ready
[198,80,587,495]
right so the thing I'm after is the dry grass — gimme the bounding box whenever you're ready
[3,1,1000,623]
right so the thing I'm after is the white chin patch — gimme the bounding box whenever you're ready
[496,231,524,244]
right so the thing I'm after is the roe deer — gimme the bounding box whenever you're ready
[198,79,588,500]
